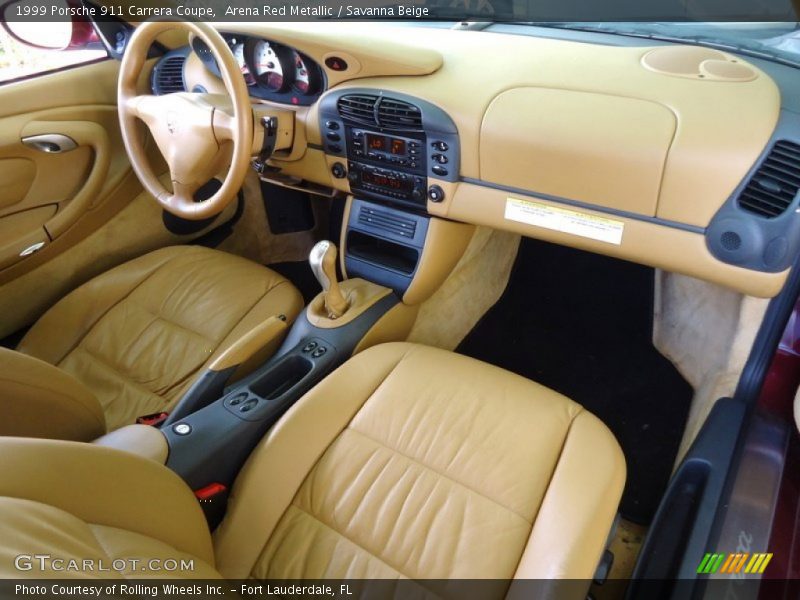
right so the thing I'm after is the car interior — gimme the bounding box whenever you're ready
[0,8,799,598]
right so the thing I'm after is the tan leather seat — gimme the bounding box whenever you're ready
[0,343,625,589]
[9,245,303,434]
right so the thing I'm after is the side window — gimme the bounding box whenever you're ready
[0,19,107,84]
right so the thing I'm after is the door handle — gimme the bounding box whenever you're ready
[21,133,77,154]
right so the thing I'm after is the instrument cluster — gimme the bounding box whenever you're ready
[192,33,325,106]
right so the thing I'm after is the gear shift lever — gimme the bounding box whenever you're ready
[309,241,349,319]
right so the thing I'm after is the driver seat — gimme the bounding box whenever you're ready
[4,245,304,438]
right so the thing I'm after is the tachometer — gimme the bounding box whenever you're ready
[252,40,293,92]
[291,50,321,95]
[232,42,255,86]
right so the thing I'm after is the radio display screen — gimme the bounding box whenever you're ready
[361,171,413,192]
[366,134,406,155]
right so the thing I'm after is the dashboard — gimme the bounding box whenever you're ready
[149,22,800,299]
[190,33,325,106]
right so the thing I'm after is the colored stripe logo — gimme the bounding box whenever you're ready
[697,553,773,574]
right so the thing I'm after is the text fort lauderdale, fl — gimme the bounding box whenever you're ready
[226,4,431,17]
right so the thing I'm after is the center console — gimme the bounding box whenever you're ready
[151,91,472,523]
[318,89,469,298]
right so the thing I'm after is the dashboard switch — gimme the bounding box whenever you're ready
[433,141,449,152]
[325,56,348,71]
[428,185,445,203]
[431,165,448,177]
[331,162,346,179]
[325,121,340,130]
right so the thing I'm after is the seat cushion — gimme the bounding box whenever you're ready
[18,246,303,431]
[214,343,626,583]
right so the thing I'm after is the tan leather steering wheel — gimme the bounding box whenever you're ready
[118,20,253,220]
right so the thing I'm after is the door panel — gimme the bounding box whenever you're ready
[0,53,236,338]
[0,106,124,269]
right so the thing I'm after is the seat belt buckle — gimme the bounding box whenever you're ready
[136,412,169,427]
[194,483,227,502]
[195,483,229,529]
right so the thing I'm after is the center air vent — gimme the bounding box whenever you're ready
[337,94,423,130]
[377,98,422,130]
[152,54,187,95]
[738,140,800,218]
[337,94,378,125]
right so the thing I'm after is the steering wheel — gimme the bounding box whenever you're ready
[118,20,253,220]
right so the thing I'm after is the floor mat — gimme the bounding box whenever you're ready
[457,238,693,524]
[269,260,322,305]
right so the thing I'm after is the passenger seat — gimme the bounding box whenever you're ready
[0,343,625,589]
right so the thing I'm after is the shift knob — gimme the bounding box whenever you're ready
[309,241,349,318]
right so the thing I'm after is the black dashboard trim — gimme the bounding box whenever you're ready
[459,177,706,235]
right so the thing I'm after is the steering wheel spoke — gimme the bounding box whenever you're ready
[124,94,157,121]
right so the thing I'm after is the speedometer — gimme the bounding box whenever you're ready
[252,40,292,92]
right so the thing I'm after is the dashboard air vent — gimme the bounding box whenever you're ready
[152,55,186,95]
[377,97,422,130]
[738,140,800,218]
[337,94,378,125]
[357,204,417,238]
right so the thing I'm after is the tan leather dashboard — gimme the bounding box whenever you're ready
[182,23,787,297]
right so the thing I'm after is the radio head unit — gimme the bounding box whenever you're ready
[347,161,426,205]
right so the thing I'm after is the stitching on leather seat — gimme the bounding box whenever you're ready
[47,251,185,366]
[246,348,413,578]
[288,504,434,586]
[69,346,165,401]
[345,426,533,524]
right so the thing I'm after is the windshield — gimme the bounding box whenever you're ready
[524,22,800,67]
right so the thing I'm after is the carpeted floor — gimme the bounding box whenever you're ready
[269,260,322,305]
[457,237,693,524]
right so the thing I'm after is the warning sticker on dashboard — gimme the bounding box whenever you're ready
[504,197,624,245]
